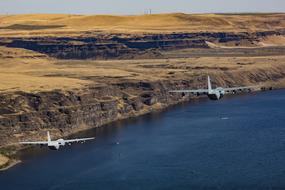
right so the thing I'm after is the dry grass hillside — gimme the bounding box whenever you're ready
[0,13,284,92]
[0,13,284,36]
[0,47,91,92]
[0,45,285,93]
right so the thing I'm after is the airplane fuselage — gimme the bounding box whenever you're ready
[48,139,66,150]
[48,145,59,150]
[20,131,94,150]
[208,93,223,100]
[207,88,225,100]
[169,76,254,101]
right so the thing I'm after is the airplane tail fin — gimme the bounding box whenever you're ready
[207,76,212,92]
[47,131,51,143]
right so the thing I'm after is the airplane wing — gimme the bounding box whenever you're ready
[224,86,256,93]
[64,137,95,144]
[169,89,208,94]
[19,141,48,145]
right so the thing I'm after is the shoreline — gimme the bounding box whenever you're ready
[0,87,279,172]
[0,159,21,172]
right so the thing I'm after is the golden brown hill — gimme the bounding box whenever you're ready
[0,46,91,92]
[0,13,285,37]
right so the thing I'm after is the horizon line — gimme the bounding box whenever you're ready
[0,11,285,16]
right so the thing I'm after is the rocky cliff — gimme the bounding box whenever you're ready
[0,68,284,147]
[0,29,284,59]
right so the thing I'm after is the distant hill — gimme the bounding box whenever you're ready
[0,13,284,36]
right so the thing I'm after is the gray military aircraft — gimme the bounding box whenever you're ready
[20,131,95,150]
[170,76,255,100]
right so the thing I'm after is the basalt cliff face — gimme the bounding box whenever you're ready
[0,29,284,59]
[0,13,285,157]
[0,81,181,146]
[0,70,284,147]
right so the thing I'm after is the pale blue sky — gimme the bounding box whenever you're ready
[0,0,284,15]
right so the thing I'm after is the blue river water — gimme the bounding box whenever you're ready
[1,90,285,190]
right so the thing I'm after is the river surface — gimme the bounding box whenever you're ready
[1,90,285,190]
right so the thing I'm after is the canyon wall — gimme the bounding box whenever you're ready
[0,30,284,59]
[0,67,284,147]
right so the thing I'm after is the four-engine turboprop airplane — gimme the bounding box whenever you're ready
[170,76,255,100]
[20,131,95,150]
